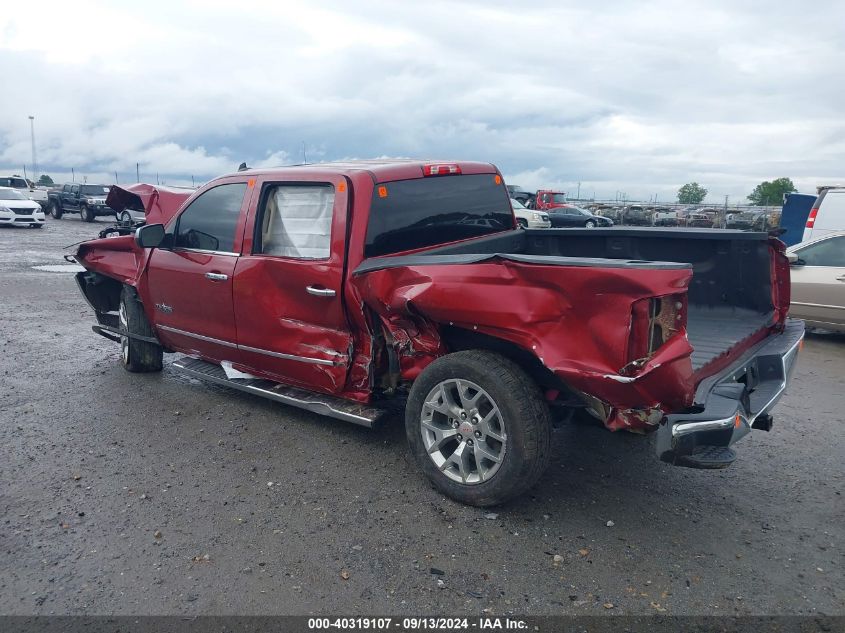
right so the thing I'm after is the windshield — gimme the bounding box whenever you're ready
[510,198,526,209]
[81,185,109,195]
[0,177,28,189]
[365,174,513,257]
[0,189,28,200]
[552,193,567,203]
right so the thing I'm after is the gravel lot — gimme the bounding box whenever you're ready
[0,217,843,616]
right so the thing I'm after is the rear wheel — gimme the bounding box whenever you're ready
[119,286,163,373]
[405,350,551,506]
[80,205,94,222]
[117,210,132,224]
[50,201,63,219]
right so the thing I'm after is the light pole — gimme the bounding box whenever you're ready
[28,116,38,182]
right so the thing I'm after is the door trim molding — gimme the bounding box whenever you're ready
[238,343,339,366]
[157,325,238,349]
[157,325,342,366]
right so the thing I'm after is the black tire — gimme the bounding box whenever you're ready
[405,350,551,506]
[517,218,528,229]
[117,210,132,224]
[584,220,596,228]
[119,286,163,373]
[31,224,44,229]
[80,205,94,222]
[50,201,63,219]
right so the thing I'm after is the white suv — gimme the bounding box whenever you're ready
[0,186,46,228]
[510,198,551,229]
[804,185,845,242]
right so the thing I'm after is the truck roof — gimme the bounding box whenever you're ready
[219,159,498,184]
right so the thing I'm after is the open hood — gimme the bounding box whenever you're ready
[106,183,194,225]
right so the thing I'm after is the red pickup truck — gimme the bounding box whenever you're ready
[73,160,803,506]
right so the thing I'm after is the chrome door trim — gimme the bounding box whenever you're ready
[173,247,240,257]
[157,325,238,349]
[238,343,341,366]
[158,325,342,366]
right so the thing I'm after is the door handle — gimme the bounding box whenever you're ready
[306,285,336,297]
[205,272,228,281]
[836,275,845,282]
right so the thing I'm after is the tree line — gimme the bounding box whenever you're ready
[677,178,797,205]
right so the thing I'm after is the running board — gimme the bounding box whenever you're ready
[172,357,388,428]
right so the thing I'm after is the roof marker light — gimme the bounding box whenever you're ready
[423,164,462,176]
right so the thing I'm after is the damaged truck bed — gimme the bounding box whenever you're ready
[73,160,803,506]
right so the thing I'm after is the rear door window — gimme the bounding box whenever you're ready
[256,184,334,259]
[175,183,247,253]
[797,236,845,267]
[364,174,512,258]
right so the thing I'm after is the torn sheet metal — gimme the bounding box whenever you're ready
[105,183,193,225]
[351,256,696,431]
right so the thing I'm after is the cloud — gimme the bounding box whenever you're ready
[1,0,843,202]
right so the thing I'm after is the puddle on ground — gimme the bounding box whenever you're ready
[32,264,85,273]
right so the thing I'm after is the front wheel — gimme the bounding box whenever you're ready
[119,286,163,373]
[405,350,551,506]
[516,218,528,229]
[584,220,596,228]
[80,205,94,222]
[50,201,63,219]
[117,210,132,224]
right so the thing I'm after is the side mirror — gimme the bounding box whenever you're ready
[135,223,165,249]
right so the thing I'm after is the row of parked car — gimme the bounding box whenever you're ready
[0,175,132,227]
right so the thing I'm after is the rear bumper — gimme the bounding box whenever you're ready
[655,318,804,465]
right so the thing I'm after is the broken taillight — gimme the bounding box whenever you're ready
[805,207,819,228]
[423,164,462,176]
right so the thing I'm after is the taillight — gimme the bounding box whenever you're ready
[423,164,462,176]
[806,207,819,227]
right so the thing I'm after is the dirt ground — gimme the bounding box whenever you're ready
[0,217,842,616]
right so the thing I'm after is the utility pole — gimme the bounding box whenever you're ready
[576,182,581,200]
[136,163,140,182]
[28,116,38,180]
[115,172,119,184]
[302,141,306,164]
[71,168,75,182]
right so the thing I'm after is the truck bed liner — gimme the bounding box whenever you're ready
[686,308,772,371]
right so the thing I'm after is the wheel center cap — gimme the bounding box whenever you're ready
[458,422,474,436]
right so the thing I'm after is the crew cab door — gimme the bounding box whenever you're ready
[67,184,80,210]
[145,179,250,362]
[232,176,351,394]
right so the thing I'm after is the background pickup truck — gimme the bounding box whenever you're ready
[0,175,48,208]
[48,183,114,221]
[73,160,803,506]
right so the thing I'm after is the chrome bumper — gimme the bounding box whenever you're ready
[656,319,804,465]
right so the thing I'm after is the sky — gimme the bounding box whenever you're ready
[1,0,843,203]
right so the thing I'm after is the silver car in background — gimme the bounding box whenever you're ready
[511,198,551,229]
[787,231,845,332]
